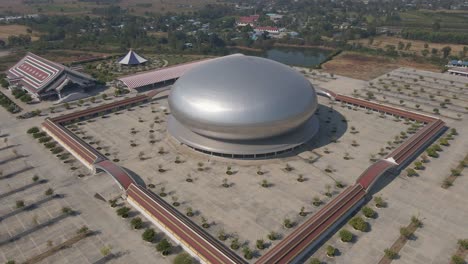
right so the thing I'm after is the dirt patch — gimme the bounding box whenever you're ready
[322,52,441,80]
[0,25,40,41]
[350,35,467,56]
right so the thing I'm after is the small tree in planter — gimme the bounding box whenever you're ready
[261,179,269,188]
[458,239,468,250]
[171,196,180,206]
[312,196,322,207]
[256,239,265,250]
[325,184,332,197]
[400,227,412,238]
[230,237,240,250]
[411,215,423,227]
[45,188,54,196]
[349,216,367,232]
[116,207,130,218]
[218,229,227,241]
[186,174,193,183]
[16,200,25,208]
[451,169,461,176]
[267,231,278,241]
[222,178,229,188]
[335,181,344,188]
[201,217,210,228]
[309,258,321,264]
[326,245,336,257]
[158,147,165,155]
[299,206,306,216]
[174,253,193,264]
[339,229,353,242]
[159,187,167,197]
[256,166,264,175]
[384,248,397,259]
[297,174,305,182]
[414,161,424,170]
[142,228,156,242]
[325,165,333,173]
[131,217,143,229]
[174,156,182,164]
[186,207,194,217]
[406,168,417,177]
[362,206,376,219]
[451,255,464,264]
[109,199,118,207]
[283,218,293,228]
[374,196,386,208]
[284,163,294,172]
[226,166,233,175]
[156,238,172,256]
[197,162,204,171]
[32,175,39,182]
[242,246,253,260]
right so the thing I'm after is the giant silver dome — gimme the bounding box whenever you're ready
[169,54,318,140]
[167,54,320,157]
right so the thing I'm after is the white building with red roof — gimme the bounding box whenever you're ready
[254,26,281,34]
[236,15,260,27]
[6,52,95,101]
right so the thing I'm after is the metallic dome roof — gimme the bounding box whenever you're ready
[168,54,318,140]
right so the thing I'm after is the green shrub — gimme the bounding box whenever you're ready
[339,229,353,242]
[142,228,156,242]
[44,142,57,149]
[349,216,368,232]
[384,248,397,259]
[131,217,143,229]
[451,255,465,264]
[156,238,172,256]
[362,206,376,218]
[33,132,46,138]
[326,245,336,257]
[400,227,412,238]
[458,239,468,250]
[242,246,253,259]
[16,200,25,208]
[38,136,52,143]
[51,147,63,154]
[309,258,321,264]
[406,168,417,176]
[45,188,54,196]
[116,207,130,218]
[374,196,386,208]
[173,253,193,264]
[256,239,265,250]
[27,127,39,134]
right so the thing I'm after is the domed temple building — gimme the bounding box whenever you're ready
[168,54,319,158]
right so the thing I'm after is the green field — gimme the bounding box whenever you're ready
[398,10,468,32]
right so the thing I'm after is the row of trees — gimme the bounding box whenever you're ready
[401,29,468,45]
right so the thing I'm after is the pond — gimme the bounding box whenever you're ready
[229,47,332,67]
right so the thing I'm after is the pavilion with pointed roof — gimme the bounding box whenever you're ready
[118,50,148,66]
